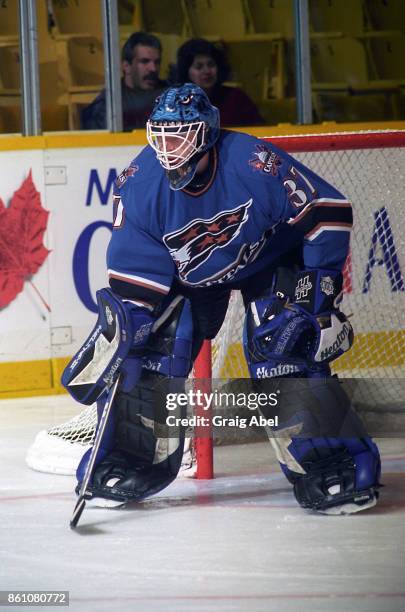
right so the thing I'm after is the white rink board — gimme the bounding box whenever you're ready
[0,139,404,367]
[0,151,50,361]
[0,144,143,364]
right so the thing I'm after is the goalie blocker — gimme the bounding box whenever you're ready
[62,288,154,405]
[244,267,381,514]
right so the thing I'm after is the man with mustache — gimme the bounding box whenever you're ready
[82,32,167,131]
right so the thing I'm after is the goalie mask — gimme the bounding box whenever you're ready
[146,83,220,190]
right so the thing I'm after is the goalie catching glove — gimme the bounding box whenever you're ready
[251,268,353,368]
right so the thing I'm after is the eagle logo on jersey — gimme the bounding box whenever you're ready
[249,145,282,176]
[163,200,253,280]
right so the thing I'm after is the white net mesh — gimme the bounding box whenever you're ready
[25,405,97,475]
[27,130,405,473]
[213,133,405,386]
[46,405,97,446]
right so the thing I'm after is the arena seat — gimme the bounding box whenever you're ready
[0,0,20,125]
[313,91,394,123]
[225,38,287,102]
[0,1,73,133]
[309,0,364,38]
[140,0,189,35]
[0,44,23,134]
[50,0,103,38]
[49,1,104,129]
[184,0,248,40]
[311,37,400,90]
[246,0,294,38]
[0,0,19,45]
[0,45,20,92]
[258,97,297,125]
[311,37,401,120]
[366,0,405,33]
[0,105,21,133]
[368,35,405,85]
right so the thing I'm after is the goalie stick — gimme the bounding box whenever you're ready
[70,375,121,529]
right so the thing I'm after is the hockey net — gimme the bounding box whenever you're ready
[26,130,405,477]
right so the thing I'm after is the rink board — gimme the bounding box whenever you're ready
[0,122,404,397]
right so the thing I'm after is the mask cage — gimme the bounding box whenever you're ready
[146,121,206,170]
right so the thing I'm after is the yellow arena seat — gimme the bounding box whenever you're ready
[246,0,294,39]
[0,2,72,133]
[0,0,19,44]
[311,37,399,91]
[140,0,188,36]
[0,44,21,133]
[313,91,394,123]
[311,37,401,120]
[225,39,286,102]
[49,1,104,129]
[55,36,104,129]
[0,105,21,133]
[368,36,405,85]
[309,0,365,37]
[50,0,103,38]
[366,0,405,33]
[184,0,249,40]
[258,97,297,125]
[0,45,20,91]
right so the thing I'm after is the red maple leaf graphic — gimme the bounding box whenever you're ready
[0,171,50,309]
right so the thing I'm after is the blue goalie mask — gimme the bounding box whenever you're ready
[146,83,220,190]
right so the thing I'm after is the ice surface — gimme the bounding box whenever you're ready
[0,395,404,612]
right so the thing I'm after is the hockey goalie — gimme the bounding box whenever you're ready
[57,84,380,514]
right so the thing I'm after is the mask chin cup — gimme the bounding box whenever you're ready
[166,151,205,191]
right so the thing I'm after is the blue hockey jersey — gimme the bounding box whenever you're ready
[107,131,352,306]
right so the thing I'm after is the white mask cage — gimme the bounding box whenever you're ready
[146,121,206,170]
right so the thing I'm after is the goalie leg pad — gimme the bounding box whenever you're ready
[77,296,194,504]
[266,377,381,514]
[244,296,381,514]
[78,372,187,504]
[290,437,381,514]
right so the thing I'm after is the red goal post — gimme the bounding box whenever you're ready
[193,129,405,477]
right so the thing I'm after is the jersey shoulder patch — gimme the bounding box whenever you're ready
[115,162,140,188]
[220,131,286,181]
[115,145,162,190]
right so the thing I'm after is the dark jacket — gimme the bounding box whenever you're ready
[81,79,167,131]
[209,85,264,127]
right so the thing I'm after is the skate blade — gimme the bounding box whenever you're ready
[86,497,126,509]
[319,496,377,516]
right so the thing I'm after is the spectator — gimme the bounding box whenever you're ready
[81,32,167,131]
[174,38,264,127]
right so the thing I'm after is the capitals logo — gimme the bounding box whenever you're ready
[249,145,282,176]
[115,163,139,188]
[163,200,253,281]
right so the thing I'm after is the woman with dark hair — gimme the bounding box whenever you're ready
[175,38,264,127]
